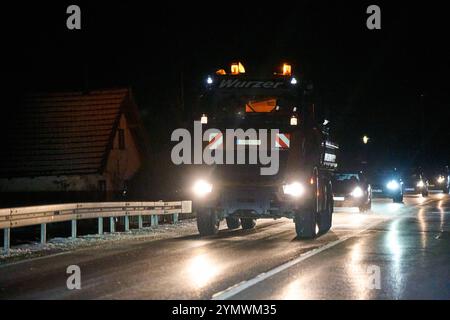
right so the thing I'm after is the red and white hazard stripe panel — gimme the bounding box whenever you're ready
[275,133,290,149]
[208,132,223,149]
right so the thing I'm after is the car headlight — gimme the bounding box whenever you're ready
[387,180,399,190]
[351,186,364,198]
[437,176,445,184]
[192,180,213,197]
[283,182,304,197]
[417,180,425,188]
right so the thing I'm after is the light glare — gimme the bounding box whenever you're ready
[192,180,213,197]
[351,186,364,198]
[283,182,304,197]
[387,180,399,190]
[290,116,298,126]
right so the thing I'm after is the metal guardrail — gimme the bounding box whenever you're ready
[1,201,192,255]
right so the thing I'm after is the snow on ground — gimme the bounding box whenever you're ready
[0,219,198,264]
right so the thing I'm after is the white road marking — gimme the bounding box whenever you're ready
[211,219,382,300]
[211,197,439,300]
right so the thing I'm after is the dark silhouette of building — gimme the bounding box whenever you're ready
[0,88,149,207]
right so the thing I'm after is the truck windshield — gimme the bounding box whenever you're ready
[203,91,300,129]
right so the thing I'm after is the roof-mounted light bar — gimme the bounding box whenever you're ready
[282,63,292,76]
[231,62,245,75]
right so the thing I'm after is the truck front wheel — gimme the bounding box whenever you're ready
[295,210,318,239]
[226,217,241,230]
[319,180,333,233]
[393,194,403,203]
[196,208,220,236]
[241,218,256,230]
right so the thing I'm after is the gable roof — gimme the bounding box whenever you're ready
[0,88,148,178]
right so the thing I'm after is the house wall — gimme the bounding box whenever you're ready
[104,114,142,192]
[0,114,143,207]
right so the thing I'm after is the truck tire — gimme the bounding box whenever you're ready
[196,208,219,236]
[241,218,256,230]
[393,194,403,203]
[359,199,372,212]
[296,168,320,239]
[319,180,333,233]
[295,209,318,239]
[226,217,241,230]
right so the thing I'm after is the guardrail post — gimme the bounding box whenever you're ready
[138,215,143,229]
[151,215,158,227]
[173,213,179,224]
[3,228,10,255]
[110,217,115,233]
[98,217,103,235]
[40,223,47,244]
[124,215,130,232]
[71,220,77,238]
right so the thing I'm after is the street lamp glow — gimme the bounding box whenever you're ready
[362,135,369,144]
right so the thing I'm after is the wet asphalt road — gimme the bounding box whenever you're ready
[0,194,449,299]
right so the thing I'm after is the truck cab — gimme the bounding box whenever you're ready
[187,62,338,239]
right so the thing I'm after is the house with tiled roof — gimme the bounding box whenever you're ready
[0,88,149,206]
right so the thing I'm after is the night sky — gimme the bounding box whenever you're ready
[2,1,449,171]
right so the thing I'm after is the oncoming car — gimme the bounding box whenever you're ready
[368,169,404,203]
[402,168,429,197]
[427,166,449,194]
[332,171,371,212]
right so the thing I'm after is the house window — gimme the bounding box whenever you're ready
[118,129,125,150]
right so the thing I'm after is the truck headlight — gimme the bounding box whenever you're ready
[387,180,399,190]
[417,180,424,188]
[192,180,213,197]
[351,186,364,198]
[283,182,304,197]
[437,176,445,184]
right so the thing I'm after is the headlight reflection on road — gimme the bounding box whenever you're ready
[347,241,370,300]
[417,196,427,205]
[387,203,402,213]
[279,278,311,300]
[436,193,445,200]
[418,208,427,249]
[438,201,445,233]
[186,253,221,288]
[386,219,402,262]
[349,213,367,227]
[385,219,404,297]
